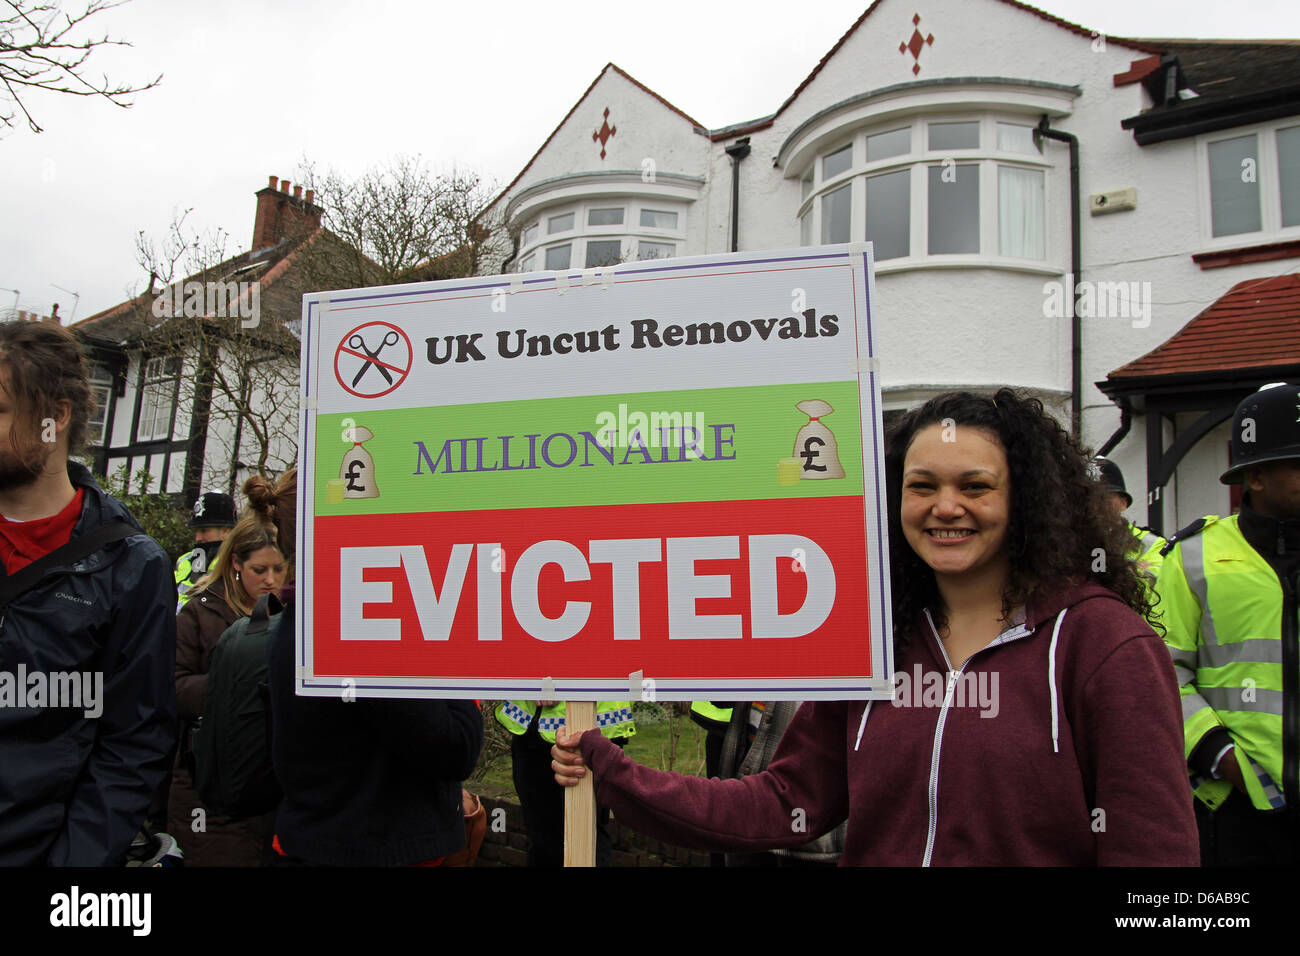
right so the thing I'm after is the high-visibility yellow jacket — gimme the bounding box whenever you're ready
[1157,515,1294,811]
[495,700,634,743]
[1130,522,1166,581]
[174,547,205,611]
[688,700,733,730]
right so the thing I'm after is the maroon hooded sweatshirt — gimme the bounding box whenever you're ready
[581,582,1198,865]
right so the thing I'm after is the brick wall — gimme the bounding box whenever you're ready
[474,795,709,868]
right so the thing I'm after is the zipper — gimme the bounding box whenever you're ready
[921,658,962,866]
[919,609,1037,866]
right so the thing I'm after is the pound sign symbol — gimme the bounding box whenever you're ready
[800,436,827,472]
[344,459,367,492]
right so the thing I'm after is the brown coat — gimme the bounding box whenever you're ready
[168,580,272,866]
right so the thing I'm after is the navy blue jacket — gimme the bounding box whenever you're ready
[0,463,177,865]
[269,599,484,865]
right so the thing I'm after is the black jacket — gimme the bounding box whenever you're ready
[0,462,177,866]
[269,599,484,865]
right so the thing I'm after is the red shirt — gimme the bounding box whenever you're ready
[0,488,85,575]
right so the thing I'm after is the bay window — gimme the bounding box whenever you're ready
[517,200,687,272]
[797,115,1051,265]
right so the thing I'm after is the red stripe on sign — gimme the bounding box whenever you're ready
[310,496,871,680]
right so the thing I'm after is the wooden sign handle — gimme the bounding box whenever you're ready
[563,700,597,867]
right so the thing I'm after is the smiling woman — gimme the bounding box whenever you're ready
[901,428,1009,586]
[551,388,1198,866]
[884,390,1150,653]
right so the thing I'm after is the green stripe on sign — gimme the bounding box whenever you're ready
[316,382,867,515]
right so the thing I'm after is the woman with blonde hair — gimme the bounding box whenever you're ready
[169,498,289,866]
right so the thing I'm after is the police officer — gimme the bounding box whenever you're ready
[1095,456,1165,578]
[688,700,733,867]
[174,491,237,608]
[1157,383,1300,865]
[688,701,733,777]
[495,699,633,866]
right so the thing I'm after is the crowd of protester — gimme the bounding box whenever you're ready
[0,318,1295,867]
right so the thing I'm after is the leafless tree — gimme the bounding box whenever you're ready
[132,206,230,297]
[1,0,160,134]
[121,161,506,490]
[295,154,509,289]
[130,209,301,486]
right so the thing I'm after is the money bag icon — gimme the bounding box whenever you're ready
[340,425,380,499]
[793,400,845,480]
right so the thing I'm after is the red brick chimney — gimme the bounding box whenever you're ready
[252,174,323,251]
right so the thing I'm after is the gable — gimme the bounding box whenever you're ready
[768,0,1153,143]
[490,64,710,223]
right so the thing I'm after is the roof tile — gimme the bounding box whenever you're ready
[1108,273,1300,379]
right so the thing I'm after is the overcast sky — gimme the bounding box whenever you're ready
[3,0,1299,322]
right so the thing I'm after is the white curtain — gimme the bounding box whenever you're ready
[999,165,1044,259]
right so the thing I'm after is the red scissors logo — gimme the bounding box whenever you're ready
[334,321,412,398]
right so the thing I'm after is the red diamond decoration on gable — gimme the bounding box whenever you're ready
[592,107,617,160]
[899,12,935,76]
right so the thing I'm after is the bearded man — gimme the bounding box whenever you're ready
[0,320,176,865]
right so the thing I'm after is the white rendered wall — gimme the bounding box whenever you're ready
[486,0,1296,525]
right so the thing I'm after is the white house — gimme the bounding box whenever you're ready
[483,0,1300,534]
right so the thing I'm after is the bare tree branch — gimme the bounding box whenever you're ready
[295,154,509,288]
[128,209,299,488]
[1,0,161,133]
[120,162,507,491]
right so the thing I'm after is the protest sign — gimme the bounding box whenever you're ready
[296,245,893,700]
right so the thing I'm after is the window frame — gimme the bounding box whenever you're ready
[587,206,625,227]
[136,355,180,443]
[516,199,687,272]
[1198,120,1300,248]
[637,240,676,261]
[543,243,572,271]
[86,362,113,447]
[584,238,624,268]
[795,113,1053,270]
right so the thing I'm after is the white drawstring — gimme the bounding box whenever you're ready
[1048,609,1067,753]
[854,700,874,751]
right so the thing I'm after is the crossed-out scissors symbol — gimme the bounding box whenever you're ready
[349,330,401,388]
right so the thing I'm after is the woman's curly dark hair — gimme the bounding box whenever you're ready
[884,388,1154,649]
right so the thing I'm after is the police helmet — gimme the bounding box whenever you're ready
[1221,383,1300,484]
[1094,457,1131,507]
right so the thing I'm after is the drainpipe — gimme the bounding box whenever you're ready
[725,138,751,252]
[1095,395,1132,457]
[1035,116,1081,439]
[501,231,520,276]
